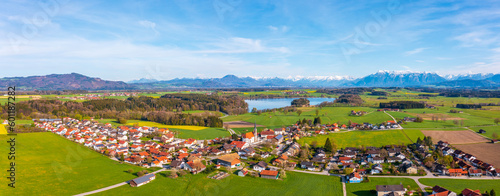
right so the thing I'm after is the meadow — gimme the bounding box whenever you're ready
[418,178,500,193]
[297,130,413,148]
[469,126,500,139]
[0,132,153,195]
[96,171,343,196]
[96,119,230,139]
[346,177,420,196]
[223,107,393,128]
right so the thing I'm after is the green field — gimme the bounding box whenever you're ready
[419,178,500,193]
[346,177,420,196]
[469,126,500,139]
[401,129,425,143]
[96,171,343,196]
[0,132,152,195]
[97,119,230,140]
[224,107,393,127]
[297,130,412,148]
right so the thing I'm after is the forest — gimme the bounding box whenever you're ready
[2,94,247,127]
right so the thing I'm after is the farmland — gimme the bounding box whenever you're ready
[0,132,152,196]
[96,171,343,196]
[469,126,500,139]
[419,178,500,193]
[346,177,420,196]
[421,130,489,144]
[96,119,230,139]
[297,130,413,148]
[454,143,500,167]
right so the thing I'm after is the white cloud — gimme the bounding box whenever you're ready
[268,25,289,33]
[453,31,498,47]
[404,47,428,56]
[415,60,425,63]
[138,20,159,35]
[196,37,290,54]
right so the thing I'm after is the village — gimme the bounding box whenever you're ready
[33,116,499,195]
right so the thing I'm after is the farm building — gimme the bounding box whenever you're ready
[130,173,156,187]
[260,170,279,180]
[376,185,406,196]
[217,153,241,168]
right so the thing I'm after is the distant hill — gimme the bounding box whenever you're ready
[434,79,499,88]
[0,73,132,90]
[344,71,447,87]
[2,71,500,90]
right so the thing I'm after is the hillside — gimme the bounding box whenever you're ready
[0,73,132,90]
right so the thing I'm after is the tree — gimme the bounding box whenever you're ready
[324,138,333,153]
[120,153,125,162]
[443,155,453,167]
[75,114,83,121]
[137,171,144,177]
[491,189,496,196]
[313,117,322,125]
[348,120,353,126]
[203,140,208,147]
[117,117,127,124]
[495,118,500,125]
[297,110,303,116]
[493,133,499,140]
[315,109,320,116]
[231,134,239,141]
[251,107,257,113]
[343,167,354,175]
[127,169,133,173]
[311,140,318,149]
[146,157,153,164]
[257,111,262,116]
[416,137,423,145]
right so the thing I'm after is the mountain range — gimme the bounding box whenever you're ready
[1,71,499,90]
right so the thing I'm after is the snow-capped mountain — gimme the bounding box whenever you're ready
[345,70,446,87]
[443,73,495,80]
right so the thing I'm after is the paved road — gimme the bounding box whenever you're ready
[384,111,403,129]
[74,168,166,196]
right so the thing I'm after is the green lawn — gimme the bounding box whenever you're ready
[469,126,500,139]
[419,178,500,193]
[0,132,150,195]
[346,177,420,196]
[297,130,412,148]
[96,171,343,196]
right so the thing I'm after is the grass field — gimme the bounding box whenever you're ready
[469,126,500,139]
[0,132,151,195]
[346,177,420,196]
[419,178,500,193]
[297,130,412,148]
[96,171,343,196]
[401,129,425,143]
[0,125,6,134]
[95,119,230,139]
[223,107,393,128]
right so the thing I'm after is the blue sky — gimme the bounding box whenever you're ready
[1,0,499,81]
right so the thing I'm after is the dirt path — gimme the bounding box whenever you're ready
[74,168,166,196]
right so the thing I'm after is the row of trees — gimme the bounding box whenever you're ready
[379,101,425,109]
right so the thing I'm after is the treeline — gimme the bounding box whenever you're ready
[316,88,372,95]
[2,94,246,127]
[145,111,223,127]
[408,88,500,98]
[456,104,482,109]
[333,94,364,106]
[379,101,425,109]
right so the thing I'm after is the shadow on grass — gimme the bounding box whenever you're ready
[351,190,374,196]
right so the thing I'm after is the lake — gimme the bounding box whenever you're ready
[245,97,336,112]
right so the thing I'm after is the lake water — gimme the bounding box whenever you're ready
[245,97,336,112]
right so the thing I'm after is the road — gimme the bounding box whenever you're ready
[384,111,403,129]
[74,168,166,196]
